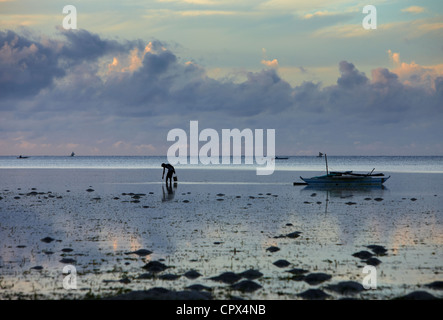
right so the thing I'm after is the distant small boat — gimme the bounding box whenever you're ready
[299,154,390,186]
[17,155,29,159]
[275,156,289,160]
[317,152,323,157]
[70,152,75,157]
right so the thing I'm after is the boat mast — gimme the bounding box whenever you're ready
[325,153,329,175]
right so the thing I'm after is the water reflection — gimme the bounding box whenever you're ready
[300,185,389,199]
[162,183,176,202]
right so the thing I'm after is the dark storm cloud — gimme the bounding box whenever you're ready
[1,28,442,155]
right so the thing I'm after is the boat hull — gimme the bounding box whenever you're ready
[300,175,390,187]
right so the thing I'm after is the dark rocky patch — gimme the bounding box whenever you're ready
[125,249,152,256]
[273,259,291,268]
[425,281,443,290]
[365,257,382,266]
[107,287,213,300]
[41,237,55,243]
[366,245,388,256]
[59,258,76,264]
[184,270,202,279]
[185,284,212,291]
[325,281,365,295]
[158,274,181,281]
[209,272,241,284]
[303,273,332,285]
[352,250,373,260]
[238,269,263,280]
[266,246,280,253]
[230,280,262,293]
[287,268,309,275]
[298,289,330,300]
[142,261,169,273]
[395,291,437,300]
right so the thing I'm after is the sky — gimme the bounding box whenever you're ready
[0,0,442,156]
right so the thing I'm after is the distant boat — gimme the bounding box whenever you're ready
[275,156,289,160]
[317,152,323,157]
[70,152,75,157]
[17,155,29,159]
[299,154,390,186]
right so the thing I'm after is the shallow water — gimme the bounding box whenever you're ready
[0,167,442,300]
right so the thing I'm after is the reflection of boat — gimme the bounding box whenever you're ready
[299,154,390,187]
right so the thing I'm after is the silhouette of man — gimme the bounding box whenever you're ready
[161,163,175,186]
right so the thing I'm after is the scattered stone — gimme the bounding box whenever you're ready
[183,200,190,203]
[86,188,94,192]
[119,277,131,284]
[184,270,202,279]
[273,259,291,268]
[16,245,26,248]
[41,237,55,243]
[31,266,43,270]
[287,268,309,275]
[352,250,373,260]
[209,272,241,284]
[159,274,181,281]
[61,248,73,253]
[410,198,417,201]
[238,269,263,280]
[216,193,225,197]
[325,281,365,295]
[425,281,443,290]
[396,291,437,300]
[125,249,152,256]
[286,231,301,239]
[107,287,213,300]
[303,273,332,285]
[142,261,169,273]
[298,289,330,300]
[366,245,388,256]
[136,273,155,280]
[59,258,76,264]
[266,246,280,253]
[230,280,262,293]
[365,257,382,266]
[364,198,371,201]
[374,198,383,202]
[185,284,212,291]
[345,202,357,205]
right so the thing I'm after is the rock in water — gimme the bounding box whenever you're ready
[125,249,152,256]
[273,259,291,268]
[209,272,241,284]
[325,281,365,295]
[184,270,202,279]
[352,250,373,259]
[298,289,330,300]
[303,273,332,285]
[238,269,263,280]
[230,280,262,293]
[142,261,169,272]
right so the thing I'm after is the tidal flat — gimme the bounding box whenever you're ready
[0,168,442,300]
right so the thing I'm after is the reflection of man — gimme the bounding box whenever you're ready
[161,163,175,186]
[162,185,175,202]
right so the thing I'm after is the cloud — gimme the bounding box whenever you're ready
[401,6,425,14]
[0,28,442,156]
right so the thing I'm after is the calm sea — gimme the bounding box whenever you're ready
[0,155,442,173]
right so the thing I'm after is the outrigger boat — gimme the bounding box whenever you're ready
[299,154,390,187]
